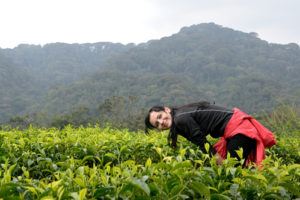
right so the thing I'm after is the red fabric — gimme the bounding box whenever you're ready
[213,108,277,168]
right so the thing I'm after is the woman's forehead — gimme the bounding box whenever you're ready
[150,110,163,116]
[149,111,161,123]
[150,111,158,119]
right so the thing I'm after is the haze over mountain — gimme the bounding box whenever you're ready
[0,42,135,122]
[1,42,135,86]
[1,50,50,120]
[0,23,299,126]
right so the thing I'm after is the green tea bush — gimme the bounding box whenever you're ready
[257,104,300,164]
[0,120,299,199]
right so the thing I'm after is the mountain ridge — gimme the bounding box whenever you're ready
[1,23,299,125]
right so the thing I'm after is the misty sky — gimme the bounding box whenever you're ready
[1,0,299,48]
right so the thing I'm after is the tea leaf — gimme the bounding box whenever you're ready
[128,177,150,196]
[189,181,210,198]
[211,193,231,200]
[145,158,152,168]
[79,188,87,200]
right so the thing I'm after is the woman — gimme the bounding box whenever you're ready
[145,101,277,167]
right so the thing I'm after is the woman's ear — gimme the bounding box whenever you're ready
[164,107,171,113]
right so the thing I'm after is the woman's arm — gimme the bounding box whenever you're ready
[177,116,217,156]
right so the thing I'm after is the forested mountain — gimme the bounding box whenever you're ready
[30,23,299,115]
[106,24,300,83]
[0,42,135,122]
[1,23,300,128]
[29,71,206,115]
[102,23,300,98]
[0,53,37,121]
[0,42,135,87]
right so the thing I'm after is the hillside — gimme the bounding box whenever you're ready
[0,42,134,122]
[1,23,300,126]
[0,53,38,121]
[0,42,135,86]
[27,23,300,117]
[104,23,300,82]
[28,71,206,117]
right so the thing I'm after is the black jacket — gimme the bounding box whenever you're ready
[173,104,233,155]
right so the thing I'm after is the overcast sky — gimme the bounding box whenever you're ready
[0,0,299,49]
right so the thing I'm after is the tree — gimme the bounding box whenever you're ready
[8,116,30,129]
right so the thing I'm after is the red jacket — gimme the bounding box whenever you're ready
[213,108,277,168]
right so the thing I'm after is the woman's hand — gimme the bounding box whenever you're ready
[214,152,223,165]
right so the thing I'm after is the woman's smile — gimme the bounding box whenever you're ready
[149,107,172,130]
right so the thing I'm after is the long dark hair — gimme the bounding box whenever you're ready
[145,101,211,149]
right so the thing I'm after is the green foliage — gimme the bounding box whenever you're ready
[1,23,300,125]
[50,106,91,129]
[259,104,300,136]
[256,104,300,164]
[0,53,36,123]
[0,121,299,199]
[0,43,134,123]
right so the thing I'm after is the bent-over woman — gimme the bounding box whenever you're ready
[144,101,276,167]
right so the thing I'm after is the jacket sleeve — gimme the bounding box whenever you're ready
[176,116,217,156]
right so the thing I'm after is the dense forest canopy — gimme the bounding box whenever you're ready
[0,23,299,129]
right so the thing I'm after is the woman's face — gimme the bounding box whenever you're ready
[149,107,172,130]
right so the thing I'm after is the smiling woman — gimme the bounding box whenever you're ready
[148,106,172,130]
[145,101,277,168]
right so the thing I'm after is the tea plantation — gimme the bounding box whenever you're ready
[0,121,299,199]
